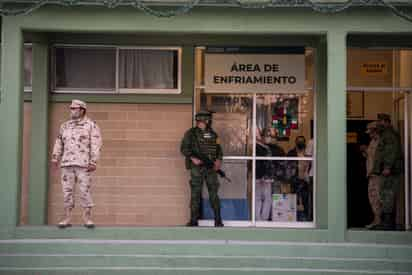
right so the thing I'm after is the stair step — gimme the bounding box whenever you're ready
[1,240,412,260]
[0,254,411,272]
[1,240,411,275]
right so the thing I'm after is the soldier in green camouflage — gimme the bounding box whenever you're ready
[373,113,403,230]
[180,111,224,227]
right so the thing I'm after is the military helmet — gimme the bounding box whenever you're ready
[195,111,212,122]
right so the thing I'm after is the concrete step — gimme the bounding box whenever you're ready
[1,254,411,271]
[0,239,411,275]
[1,240,412,260]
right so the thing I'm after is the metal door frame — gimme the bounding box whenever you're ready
[193,46,317,228]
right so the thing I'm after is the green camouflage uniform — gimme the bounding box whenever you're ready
[372,125,402,215]
[180,125,223,224]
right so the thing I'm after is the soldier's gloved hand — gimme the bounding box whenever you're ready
[190,157,202,166]
[214,159,222,171]
[87,164,97,172]
[382,168,391,177]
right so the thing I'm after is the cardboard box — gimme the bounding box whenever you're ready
[272,209,297,222]
[272,193,297,222]
[280,183,292,194]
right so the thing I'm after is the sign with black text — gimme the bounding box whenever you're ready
[205,54,305,93]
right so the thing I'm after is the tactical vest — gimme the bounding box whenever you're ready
[194,128,219,161]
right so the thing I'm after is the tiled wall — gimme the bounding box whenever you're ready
[20,103,32,225]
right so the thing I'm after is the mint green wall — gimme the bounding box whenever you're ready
[28,36,49,225]
[0,6,411,243]
[0,20,23,237]
[315,36,328,230]
[326,31,347,242]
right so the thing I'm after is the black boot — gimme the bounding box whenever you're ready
[186,219,198,227]
[382,213,395,230]
[214,219,224,227]
[214,210,224,227]
[375,213,395,230]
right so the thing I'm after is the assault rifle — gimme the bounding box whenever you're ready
[191,151,232,183]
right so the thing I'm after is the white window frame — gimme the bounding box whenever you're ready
[51,44,182,94]
[194,92,317,229]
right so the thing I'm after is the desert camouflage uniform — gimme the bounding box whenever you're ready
[366,135,382,220]
[52,116,102,209]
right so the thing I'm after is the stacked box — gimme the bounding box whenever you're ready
[272,193,297,222]
[280,183,292,194]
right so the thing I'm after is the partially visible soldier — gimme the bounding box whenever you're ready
[287,136,310,221]
[51,100,103,229]
[373,113,402,230]
[363,121,382,229]
[180,111,224,227]
[255,128,273,221]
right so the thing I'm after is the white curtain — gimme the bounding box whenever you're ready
[119,49,175,89]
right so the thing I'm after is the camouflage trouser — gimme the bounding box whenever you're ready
[189,166,220,221]
[255,178,272,221]
[292,178,310,221]
[368,175,382,218]
[61,166,94,209]
[380,174,401,214]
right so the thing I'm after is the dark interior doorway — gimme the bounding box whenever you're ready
[347,120,374,228]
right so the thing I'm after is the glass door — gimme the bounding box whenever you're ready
[198,93,253,227]
[194,46,315,227]
[254,93,314,227]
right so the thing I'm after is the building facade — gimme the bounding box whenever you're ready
[0,1,412,274]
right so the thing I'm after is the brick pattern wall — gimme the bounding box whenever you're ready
[20,103,32,225]
[47,103,192,226]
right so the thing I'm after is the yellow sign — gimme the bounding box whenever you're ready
[360,62,388,76]
[347,132,358,144]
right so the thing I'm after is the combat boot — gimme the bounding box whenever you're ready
[214,219,224,227]
[214,210,224,227]
[186,220,198,227]
[365,216,381,230]
[57,208,72,229]
[381,213,395,230]
[375,213,395,230]
[82,207,95,229]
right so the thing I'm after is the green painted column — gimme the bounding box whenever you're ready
[181,45,194,102]
[0,24,23,237]
[315,36,328,229]
[28,39,49,225]
[326,31,347,242]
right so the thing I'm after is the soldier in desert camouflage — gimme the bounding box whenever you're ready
[51,100,102,228]
[363,121,383,229]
